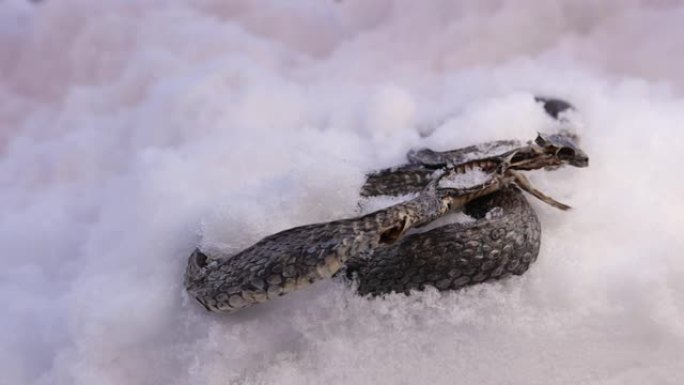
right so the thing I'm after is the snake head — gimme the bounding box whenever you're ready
[533,133,589,168]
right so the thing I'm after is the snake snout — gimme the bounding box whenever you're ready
[186,249,210,282]
[190,248,208,267]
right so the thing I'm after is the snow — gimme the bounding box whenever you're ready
[437,167,493,189]
[2,1,684,385]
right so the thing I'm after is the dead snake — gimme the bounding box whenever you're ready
[184,98,588,312]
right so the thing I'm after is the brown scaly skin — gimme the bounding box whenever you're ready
[361,140,522,198]
[184,153,524,313]
[345,186,541,295]
[406,140,521,168]
[185,182,487,313]
[362,133,588,198]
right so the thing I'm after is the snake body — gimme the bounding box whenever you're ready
[347,141,540,295]
[184,98,587,313]
[185,155,522,312]
[346,187,540,295]
[185,180,476,312]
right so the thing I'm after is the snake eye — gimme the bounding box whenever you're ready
[556,147,575,159]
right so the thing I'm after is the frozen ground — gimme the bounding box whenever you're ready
[2,1,684,384]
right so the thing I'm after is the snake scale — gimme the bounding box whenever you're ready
[346,186,541,296]
[184,98,589,313]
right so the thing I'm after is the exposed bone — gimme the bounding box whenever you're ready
[510,171,571,211]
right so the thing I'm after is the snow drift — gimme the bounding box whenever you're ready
[1,1,683,384]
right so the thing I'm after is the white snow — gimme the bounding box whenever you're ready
[438,167,493,189]
[2,1,684,385]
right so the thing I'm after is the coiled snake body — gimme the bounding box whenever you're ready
[346,186,541,296]
[184,100,589,313]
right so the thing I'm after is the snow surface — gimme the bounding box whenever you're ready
[438,167,492,189]
[2,1,684,384]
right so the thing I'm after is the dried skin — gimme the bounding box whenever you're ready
[185,185,458,312]
[345,187,541,295]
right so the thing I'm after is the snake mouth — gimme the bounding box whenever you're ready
[185,249,211,285]
[190,249,208,268]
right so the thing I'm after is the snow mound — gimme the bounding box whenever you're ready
[2,1,684,385]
